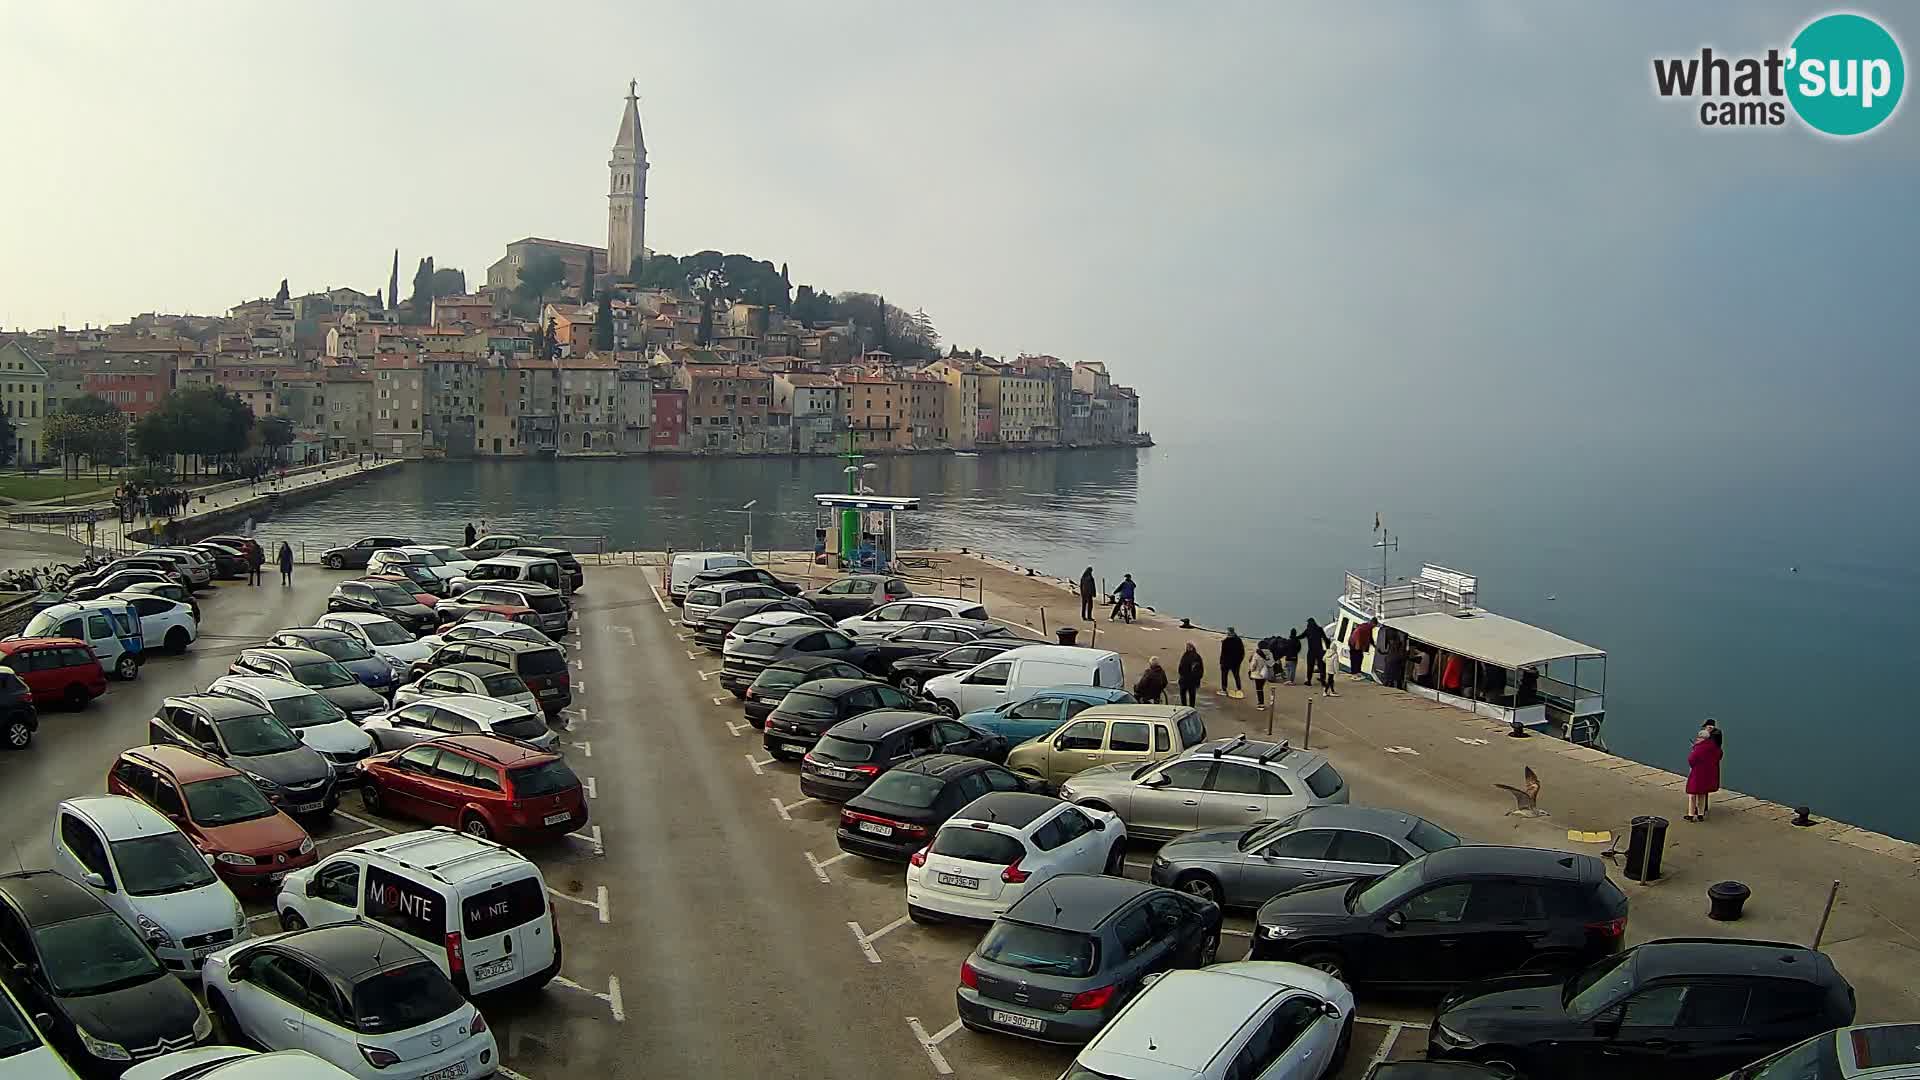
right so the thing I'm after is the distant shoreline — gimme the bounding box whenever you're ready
[416,436,1154,462]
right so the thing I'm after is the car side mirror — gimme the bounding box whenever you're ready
[11,963,29,978]
[1320,1000,1341,1018]
[305,878,320,899]
[31,1012,53,1028]
[1384,910,1405,929]
[1088,816,1106,831]
[82,871,107,890]
[1143,774,1169,787]
[1052,737,1069,751]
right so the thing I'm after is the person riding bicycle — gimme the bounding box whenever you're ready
[1110,573,1138,622]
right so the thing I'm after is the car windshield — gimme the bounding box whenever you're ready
[352,962,467,1035]
[0,991,38,1058]
[865,771,946,809]
[355,620,412,645]
[422,548,460,562]
[368,584,416,606]
[183,776,276,825]
[777,690,840,719]
[517,649,566,676]
[291,660,358,689]
[1406,819,1462,853]
[977,921,1097,978]
[811,735,875,762]
[269,692,348,729]
[1239,811,1307,852]
[410,552,446,567]
[508,759,577,797]
[1742,1033,1844,1080]
[483,672,531,697]
[1564,950,1636,1015]
[34,913,165,995]
[216,713,302,755]
[1350,859,1425,915]
[110,834,219,896]
[303,636,373,662]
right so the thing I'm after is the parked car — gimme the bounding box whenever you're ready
[392,661,538,712]
[692,597,818,651]
[1005,703,1207,788]
[104,594,196,655]
[835,597,991,637]
[959,686,1138,744]
[368,545,461,589]
[48,797,245,980]
[316,536,415,571]
[186,542,251,579]
[0,669,36,750]
[105,746,317,896]
[201,924,497,1080]
[720,610,832,651]
[1062,963,1355,1080]
[411,638,570,715]
[888,641,1027,697]
[314,612,434,674]
[359,735,586,843]
[666,551,751,604]
[454,555,572,599]
[924,644,1127,718]
[1429,938,1856,1080]
[0,976,70,1080]
[721,623,862,697]
[362,574,442,612]
[147,694,339,819]
[1250,845,1630,988]
[1061,736,1349,840]
[272,828,561,995]
[69,557,187,592]
[742,656,872,729]
[226,648,388,721]
[681,582,787,630]
[411,544,476,576]
[22,600,144,680]
[437,583,570,637]
[799,709,1001,802]
[1152,804,1464,909]
[67,569,173,603]
[202,536,263,567]
[460,532,527,562]
[323,580,437,636]
[206,676,375,777]
[687,565,800,596]
[1365,1066,1517,1080]
[836,755,1040,861]
[122,1048,362,1080]
[840,619,1030,677]
[412,619,556,654]
[906,792,1125,923]
[799,573,913,620]
[1717,1022,1920,1080]
[135,549,213,588]
[362,694,555,752]
[119,580,199,622]
[956,874,1222,1045]
[501,546,584,591]
[263,628,395,694]
[0,638,105,710]
[0,871,212,1070]
[362,556,451,598]
[761,677,919,760]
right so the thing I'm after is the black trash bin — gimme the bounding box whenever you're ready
[1056,627,1079,646]
[1623,814,1669,882]
[1708,880,1751,921]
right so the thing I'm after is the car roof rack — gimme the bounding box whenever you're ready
[1210,734,1249,758]
[1258,741,1292,763]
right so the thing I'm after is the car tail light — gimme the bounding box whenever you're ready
[469,1012,488,1036]
[1585,915,1627,939]
[1001,858,1031,884]
[445,932,464,974]
[850,763,880,777]
[910,846,929,867]
[1069,984,1115,1010]
[359,1045,401,1069]
[959,961,978,990]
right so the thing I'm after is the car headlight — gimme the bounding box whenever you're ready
[1258,924,1295,940]
[243,771,283,792]
[75,1025,131,1062]
[215,852,259,866]
[192,1007,213,1041]
[135,913,174,949]
[1434,1023,1477,1049]
[298,835,315,855]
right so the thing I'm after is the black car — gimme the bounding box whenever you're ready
[325,578,438,635]
[67,569,173,602]
[0,870,210,1072]
[886,640,1025,697]
[799,708,1003,801]
[187,542,252,579]
[318,535,415,571]
[69,558,187,592]
[0,669,36,750]
[694,597,821,652]
[688,565,802,596]
[840,619,1030,678]
[800,573,914,621]
[1249,845,1628,989]
[743,657,872,729]
[763,678,918,759]
[227,647,389,721]
[1429,938,1856,1080]
[502,546,586,591]
[836,755,1039,860]
[1366,1066,1518,1080]
[956,874,1222,1046]
[149,693,339,816]
[721,623,862,697]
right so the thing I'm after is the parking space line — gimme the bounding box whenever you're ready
[725,721,749,737]
[318,827,385,845]
[848,919,884,964]
[804,849,851,883]
[333,810,393,835]
[573,680,587,694]
[906,1016,960,1075]
[711,696,730,706]
[697,669,721,681]
[1367,1021,1407,1067]
[566,825,604,856]
[746,753,777,776]
[771,795,816,820]
[582,777,596,799]
[646,578,668,613]
[548,885,611,923]
[569,658,583,670]
[571,741,592,757]
[559,706,585,723]
[1221,927,1252,938]
[548,973,626,1022]
[686,650,701,660]
[246,911,279,926]
[1354,1016,1428,1030]
[500,1067,535,1080]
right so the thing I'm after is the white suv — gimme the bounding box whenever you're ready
[110,592,200,654]
[836,597,990,636]
[316,611,433,673]
[906,792,1125,923]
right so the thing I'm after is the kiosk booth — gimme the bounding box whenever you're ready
[813,493,920,572]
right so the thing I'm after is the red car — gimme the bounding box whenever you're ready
[0,638,107,709]
[106,744,317,894]
[359,734,587,844]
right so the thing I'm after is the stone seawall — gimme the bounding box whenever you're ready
[130,461,401,546]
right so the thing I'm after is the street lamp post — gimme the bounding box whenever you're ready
[727,499,758,562]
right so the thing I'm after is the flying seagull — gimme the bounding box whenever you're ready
[1495,765,1547,817]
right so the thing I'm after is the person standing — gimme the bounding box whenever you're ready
[465,522,477,547]
[1685,722,1724,821]
[1133,657,1168,704]
[278,542,294,586]
[1302,618,1328,684]
[1319,649,1338,696]
[1280,628,1300,685]
[247,553,262,587]
[1249,643,1274,707]
[1078,567,1096,622]
[1176,643,1205,707]
[1218,628,1245,698]
[1348,618,1375,676]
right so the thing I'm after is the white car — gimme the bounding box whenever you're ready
[414,618,557,654]
[49,796,246,980]
[109,591,199,654]
[835,597,990,636]
[361,694,557,752]
[123,1047,361,1080]
[0,980,76,1080]
[392,663,539,713]
[414,544,476,575]
[203,924,498,1080]
[1065,963,1353,1080]
[315,612,433,672]
[906,792,1126,923]
[724,609,831,646]
[207,676,375,773]
[368,547,460,586]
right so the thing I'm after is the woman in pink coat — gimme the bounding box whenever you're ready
[1685,722,1724,821]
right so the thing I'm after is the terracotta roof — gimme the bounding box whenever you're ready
[686,365,767,380]
[781,373,841,388]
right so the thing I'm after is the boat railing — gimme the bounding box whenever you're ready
[1344,563,1479,619]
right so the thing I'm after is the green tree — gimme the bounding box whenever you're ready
[260,416,295,463]
[430,266,465,297]
[514,253,568,313]
[63,394,120,420]
[0,411,15,466]
[542,317,560,360]
[594,292,614,350]
[409,256,436,315]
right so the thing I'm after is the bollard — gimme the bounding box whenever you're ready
[1303,699,1313,750]
[1812,880,1841,948]
[1039,608,1047,636]
[1056,627,1079,646]
[1707,881,1751,921]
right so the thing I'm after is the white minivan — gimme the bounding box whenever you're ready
[667,551,752,604]
[923,644,1126,717]
[275,828,560,997]
[21,598,145,679]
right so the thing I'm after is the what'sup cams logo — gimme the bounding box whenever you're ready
[1654,12,1904,136]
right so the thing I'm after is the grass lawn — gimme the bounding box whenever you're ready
[0,473,120,503]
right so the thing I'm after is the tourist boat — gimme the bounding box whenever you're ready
[1330,563,1607,745]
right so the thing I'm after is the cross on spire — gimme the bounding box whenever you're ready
[628,79,637,100]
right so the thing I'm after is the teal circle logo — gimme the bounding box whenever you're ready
[1787,13,1905,136]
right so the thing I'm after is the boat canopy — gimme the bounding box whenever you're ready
[1384,610,1604,670]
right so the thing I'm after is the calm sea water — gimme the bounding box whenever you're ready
[252,436,1917,841]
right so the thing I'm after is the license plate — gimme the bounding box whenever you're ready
[937,873,980,890]
[191,945,217,961]
[543,811,571,826]
[472,957,515,981]
[781,739,809,751]
[990,1011,1045,1033]
[857,821,892,836]
[291,801,324,813]
[539,688,560,697]
[423,1062,468,1080]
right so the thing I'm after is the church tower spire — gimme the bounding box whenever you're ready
[607,80,648,280]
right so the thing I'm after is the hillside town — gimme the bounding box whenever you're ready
[0,84,1145,467]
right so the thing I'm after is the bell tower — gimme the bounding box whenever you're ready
[607,80,648,279]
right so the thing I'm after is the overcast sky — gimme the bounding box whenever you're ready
[2,2,1914,445]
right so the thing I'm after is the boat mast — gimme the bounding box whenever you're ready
[1372,514,1398,617]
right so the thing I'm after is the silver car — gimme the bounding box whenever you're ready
[361,694,557,752]
[393,661,540,712]
[1149,804,1463,909]
[1059,736,1348,841]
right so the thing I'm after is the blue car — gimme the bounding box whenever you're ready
[960,685,1136,744]
[267,627,397,693]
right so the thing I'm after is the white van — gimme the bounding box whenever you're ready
[923,644,1126,717]
[274,828,560,997]
[21,599,145,679]
[667,552,752,604]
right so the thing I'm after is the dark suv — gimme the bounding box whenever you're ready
[762,677,917,760]
[1430,938,1856,1079]
[694,597,819,652]
[1250,845,1628,989]
[836,754,1039,861]
[319,535,416,570]
[502,546,586,591]
[149,693,338,817]
[721,623,860,696]
[418,637,571,715]
[744,657,871,729]
[799,709,1003,801]
[326,578,438,635]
